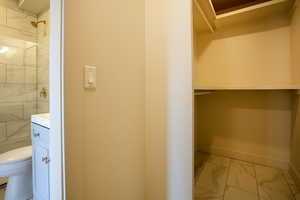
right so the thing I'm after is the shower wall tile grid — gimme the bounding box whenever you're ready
[194,152,300,200]
[0,6,36,42]
[37,10,49,114]
[0,6,38,153]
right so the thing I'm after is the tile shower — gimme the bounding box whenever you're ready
[0,5,49,154]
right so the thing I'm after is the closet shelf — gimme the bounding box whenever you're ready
[193,0,294,32]
[215,0,294,29]
[193,85,300,90]
[193,0,216,33]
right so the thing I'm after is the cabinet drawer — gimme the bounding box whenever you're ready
[31,123,49,146]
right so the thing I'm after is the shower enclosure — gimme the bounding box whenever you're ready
[0,5,49,154]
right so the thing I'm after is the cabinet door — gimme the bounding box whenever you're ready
[33,142,50,200]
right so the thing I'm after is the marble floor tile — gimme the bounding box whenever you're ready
[255,165,294,200]
[283,171,300,195]
[194,162,228,199]
[206,154,230,167]
[195,165,204,182]
[0,189,4,200]
[195,152,230,167]
[195,152,209,168]
[224,186,258,200]
[227,160,258,194]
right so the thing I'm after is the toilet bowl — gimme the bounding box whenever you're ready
[0,146,32,200]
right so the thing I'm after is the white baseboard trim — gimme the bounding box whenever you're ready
[197,146,290,169]
[289,163,300,189]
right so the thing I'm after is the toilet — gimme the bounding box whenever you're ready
[0,146,32,200]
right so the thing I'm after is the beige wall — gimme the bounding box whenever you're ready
[291,0,300,85]
[193,16,291,88]
[290,0,300,185]
[145,0,193,199]
[194,91,292,168]
[193,14,295,169]
[64,0,145,199]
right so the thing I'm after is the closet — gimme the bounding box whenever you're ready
[193,0,300,199]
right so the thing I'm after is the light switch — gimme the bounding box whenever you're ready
[84,65,96,89]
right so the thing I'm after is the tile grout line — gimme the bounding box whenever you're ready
[222,158,232,200]
[193,154,207,199]
[282,170,297,200]
[195,152,300,200]
[194,154,209,187]
[253,164,261,200]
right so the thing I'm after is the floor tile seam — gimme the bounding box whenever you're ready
[281,170,297,200]
[250,160,261,200]
[195,152,280,170]
[223,159,232,200]
[194,160,209,185]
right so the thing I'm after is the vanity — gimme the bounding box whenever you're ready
[31,113,50,200]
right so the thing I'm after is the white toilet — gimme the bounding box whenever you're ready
[0,146,33,200]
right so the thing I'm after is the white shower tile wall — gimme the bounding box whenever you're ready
[37,10,49,114]
[0,5,38,153]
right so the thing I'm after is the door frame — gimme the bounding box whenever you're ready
[49,0,65,199]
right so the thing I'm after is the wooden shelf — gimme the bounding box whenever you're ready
[193,0,294,32]
[193,85,300,90]
[193,0,216,33]
[215,0,294,28]
[212,0,277,15]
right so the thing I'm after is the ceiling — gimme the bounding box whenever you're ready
[211,0,272,14]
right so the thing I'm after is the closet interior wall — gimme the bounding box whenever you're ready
[194,91,292,168]
[290,0,300,186]
[193,0,300,180]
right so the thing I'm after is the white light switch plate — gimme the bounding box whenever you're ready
[84,65,96,89]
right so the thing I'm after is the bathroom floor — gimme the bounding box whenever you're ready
[194,152,300,200]
[0,188,4,200]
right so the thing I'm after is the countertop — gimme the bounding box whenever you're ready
[31,113,50,129]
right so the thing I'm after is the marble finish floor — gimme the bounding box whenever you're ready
[194,152,300,200]
[0,188,4,200]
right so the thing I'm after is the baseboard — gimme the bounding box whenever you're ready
[197,145,290,169]
[289,163,300,189]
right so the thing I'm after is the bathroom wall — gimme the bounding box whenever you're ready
[37,10,49,113]
[0,0,24,11]
[64,0,145,199]
[193,15,291,88]
[0,4,37,153]
[194,91,292,169]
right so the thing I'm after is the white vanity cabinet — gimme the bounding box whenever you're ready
[31,114,50,200]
